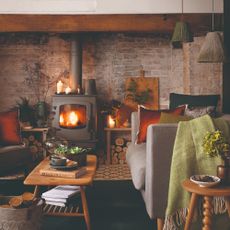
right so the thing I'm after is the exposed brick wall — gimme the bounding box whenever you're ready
[0,35,69,111]
[0,33,222,112]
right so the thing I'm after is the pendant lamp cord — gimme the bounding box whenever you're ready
[181,0,184,21]
[212,0,214,31]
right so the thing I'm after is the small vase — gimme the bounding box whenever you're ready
[36,101,48,127]
[36,101,46,118]
[217,157,230,185]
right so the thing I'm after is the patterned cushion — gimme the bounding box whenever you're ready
[184,105,216,118]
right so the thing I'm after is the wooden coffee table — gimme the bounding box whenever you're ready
[24,155,97,230]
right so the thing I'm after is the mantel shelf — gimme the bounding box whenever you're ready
[0,14,222,33]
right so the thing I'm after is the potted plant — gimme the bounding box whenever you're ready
[24,62,68,127]
[16,97,35,127]
[54,145,90,167]
[202,130,230,184]
[66,146,90,166]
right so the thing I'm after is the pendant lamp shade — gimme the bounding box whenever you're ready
[171,21,193,48]
[171,0,193,48]
[197,0,225,63]
[197,32,224,63]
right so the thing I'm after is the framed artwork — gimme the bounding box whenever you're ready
[124,75,159,110]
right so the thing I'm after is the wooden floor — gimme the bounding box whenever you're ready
[1,180,156,230]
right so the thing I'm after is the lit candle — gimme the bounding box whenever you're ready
[108,115,115,128]
[65,86,72,94]
[57,80,63,94]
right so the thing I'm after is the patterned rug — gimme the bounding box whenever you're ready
[94,164,131,181]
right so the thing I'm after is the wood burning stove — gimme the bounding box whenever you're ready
[52,36,97,148]
[52,95,97,148]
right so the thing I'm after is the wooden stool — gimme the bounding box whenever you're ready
[182,179,230,230]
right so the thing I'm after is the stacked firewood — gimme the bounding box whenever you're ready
[0,192,37,209]
[22,134,44,161]
[111,138,131,164]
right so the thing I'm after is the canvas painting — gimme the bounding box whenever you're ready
[124,76,159,110]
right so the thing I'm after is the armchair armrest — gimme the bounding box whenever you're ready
[145,123,178,219]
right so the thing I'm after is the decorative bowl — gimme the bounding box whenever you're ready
[190,175,221,188]
[50,155,67,166]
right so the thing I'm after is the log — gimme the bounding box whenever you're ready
[115,146,123,153]
[119,151,126,161]
[123,147,128,153]
[9,197,23,208]
[22,192,34,206]
[119,159,125,164]
[115,137,125,146]
[22,192,34,202]
[112,156,119,165]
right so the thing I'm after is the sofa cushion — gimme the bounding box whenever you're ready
[0,109,22,146]
[0,145,31,174]
[159,112,191,123]
[136,105,185,144]
[126,143,146,190]
[184,105,217,118]
[169,93,220,109]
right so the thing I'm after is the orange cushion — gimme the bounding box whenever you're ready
[0,110,22,146]
[136,105,185,144]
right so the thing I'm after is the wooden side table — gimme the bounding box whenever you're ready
[182,179,230,230]
[104,127,131,164]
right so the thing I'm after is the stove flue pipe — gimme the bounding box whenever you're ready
[69,36,82,93]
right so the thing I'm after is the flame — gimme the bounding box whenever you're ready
[59,111,79,127]
[59,114,64,124]
[69,111,79,125]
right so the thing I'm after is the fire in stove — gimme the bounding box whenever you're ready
[59,104,86,129]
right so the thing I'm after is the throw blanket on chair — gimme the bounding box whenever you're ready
[164,115,230,230]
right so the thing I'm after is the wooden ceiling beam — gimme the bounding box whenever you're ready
[0,14,222,33]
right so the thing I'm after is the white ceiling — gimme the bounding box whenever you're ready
[0,0,223,14]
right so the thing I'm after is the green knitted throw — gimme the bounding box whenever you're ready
[164,115,230,230]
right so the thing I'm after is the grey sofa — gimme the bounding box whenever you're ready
[126,112,230,223]
[126,112,178,221]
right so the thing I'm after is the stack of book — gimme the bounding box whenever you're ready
[42,185,81,207]
[39,164,86,178]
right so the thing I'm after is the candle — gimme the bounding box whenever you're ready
[57,80,63,94]
[65,86,72,94]
[108,115,115,128]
